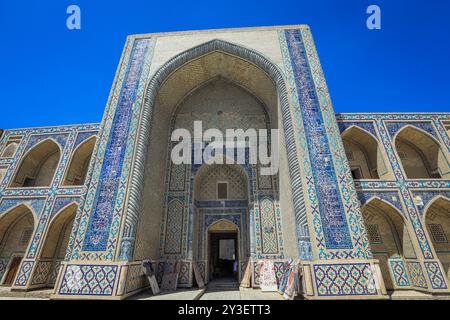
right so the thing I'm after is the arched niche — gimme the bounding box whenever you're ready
[10,139,61,188]
[395,126,450,179]
[362,198,417,290]
[38,203,77,287]
[0,204,36,286]
[341,126,393,180]
[195,163,249,202]
[133,45,284,262]
[208,219,239,233]
[62,137,96,186]
[1,142,19,158]
[424,196,450,282]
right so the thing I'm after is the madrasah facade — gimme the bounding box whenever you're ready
[0,25,449,299]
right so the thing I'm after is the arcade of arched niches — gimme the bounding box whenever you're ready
[0,115,449,298]
[0,124,98,292]
[338,114,450,295]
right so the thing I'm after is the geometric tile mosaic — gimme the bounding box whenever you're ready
[58,264,118,296]
[1,26,450,299]
[313,263,378,296]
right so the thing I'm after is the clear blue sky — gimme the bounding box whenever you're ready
[1,0,449,129]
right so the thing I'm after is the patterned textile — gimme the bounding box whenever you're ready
[161,273,178,291]
[278,259,293,294]
[240,259,252,288]
[148,276,160,295]
[142,260,155,277]
[259,260,278,292]
[282,259,301,300]
[175,261,181,274]
[143,260,160,295]
[192,262,205,289]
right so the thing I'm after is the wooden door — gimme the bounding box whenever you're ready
[3,256,22,286]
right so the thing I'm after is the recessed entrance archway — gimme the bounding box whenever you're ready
[125,39,301,268]
[207,219,239,281]
[192,162,251,284]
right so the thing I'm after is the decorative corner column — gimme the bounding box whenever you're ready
[52,36,156,299]
[279,27,387,299]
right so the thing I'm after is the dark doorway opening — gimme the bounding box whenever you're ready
[209,232,238,281]
[2,256,22,286]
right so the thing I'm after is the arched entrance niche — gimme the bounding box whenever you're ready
[10,139,61,188]
[341,126,393,180]
[63,137,96,186]
[0,205,36,286]
[207,219,240,281]
[132,40,291,269]
[193,162,250,283]
[395,126,450,179]
[424,196,450,282]
[34,203,77,288]
[362,198,418,290]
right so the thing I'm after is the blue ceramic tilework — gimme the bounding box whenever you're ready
[337,121,378,139]
[424,261,448,290]
[194,200,248,208]
[385,121,439,141]
[0,197,46,216]
[432,118,450,154]
[14,260,34,287]
[314,263,378,296]
[406,261,428,289]
[411,191,450,217]
[406,180,450,189]
[285,29,352,250]
[336,113,450,121]
[24,134,69,153]
[356,191,404,213]
[58,264,118,296]
[204,213,242,229]
[373,118,435,258]
[389,258,410,287]
[83,39,151,251]
[355,180,450,190]
[49,196,79,220]
[354,180,399,189]
[73,131,97,149]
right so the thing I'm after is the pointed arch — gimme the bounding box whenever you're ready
[361,197,419,290]
[342,125,392,179]
[208,218,239,232]
[394,125,450,179]
[423,196,450,282]
[62,136,96,186]
[36,202,77,288]
[194,163,249,202]
[1,142,19,158]
[0,204,36,286]
[423,195,450,219]
[127,39,305,263]
[171,76,272,129]
[41,202,77,259]
[206,218,240,281]
[362,197,413,256]
[10,139,61,188]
